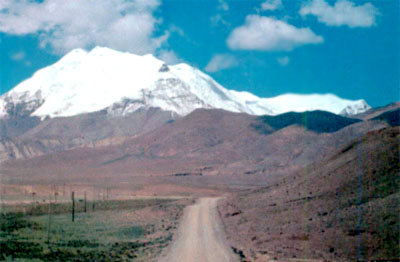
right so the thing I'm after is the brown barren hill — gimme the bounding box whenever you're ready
[220,126,399,262]
[0,107,176,162]
[1,108,388,185]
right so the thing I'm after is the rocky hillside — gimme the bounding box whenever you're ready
[1,107,391,185]
[0,108,176,162]
[220,125,399,262]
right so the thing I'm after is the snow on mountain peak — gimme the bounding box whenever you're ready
[0,47,370,119]
[261,93,369,115]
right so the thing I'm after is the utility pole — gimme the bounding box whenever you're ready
[106,187,109,200]
[71,191,75,222]
[84,192,87,213]
[47,194,52,244]
[92,186,96,211]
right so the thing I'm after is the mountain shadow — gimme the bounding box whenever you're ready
[0,116,42,138]
[253,110,362,134]
[372,108,400,127]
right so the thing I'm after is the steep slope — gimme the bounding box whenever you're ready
[1,109,388,184]
[78,108,373,177]
[0,47,369,119]
[0,108,176,162]
[220,126,399,262]
[372,108,400,127]
[0,116,41,138]
[355,102,400,120]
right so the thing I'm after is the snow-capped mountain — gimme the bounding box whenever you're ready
[0,47,370,119]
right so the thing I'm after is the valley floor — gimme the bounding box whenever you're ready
[0,196,192,262]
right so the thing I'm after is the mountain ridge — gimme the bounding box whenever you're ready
[0,46,370,119]
[2,106,392,178]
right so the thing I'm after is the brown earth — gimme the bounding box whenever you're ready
[157,197,239,262]
[0,107,176,162]
[219,126,399,262]
[0,108,390,187]
[1,104,398,262]
[354,102,400,120]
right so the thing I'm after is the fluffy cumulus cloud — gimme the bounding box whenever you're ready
[0,0,167,54]
[261,0,282,11]
[300,0,379,28]
[205,54,238,73]
[227,15,323,51]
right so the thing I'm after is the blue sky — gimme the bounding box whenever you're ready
[0,0,398,107]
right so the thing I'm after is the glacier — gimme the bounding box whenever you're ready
[0,46,370,119]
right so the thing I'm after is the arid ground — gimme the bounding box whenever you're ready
[1,106,399,262]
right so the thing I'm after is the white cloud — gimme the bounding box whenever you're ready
[158,50,182,65]
[169,25,185,37]
[227,15,323,51]
[211,0,230,28]
[0,0,167,55]
[205,54,238,73]
[277,56,290,66]
[10,51,25,61]
[217,0,229,11]
[10,51,31,66]
[210,14,230,27]
[300,0,378,28]
[261,0,282,11]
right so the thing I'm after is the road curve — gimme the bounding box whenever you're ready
[157,197,239,262]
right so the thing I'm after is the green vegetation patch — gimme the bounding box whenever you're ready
[0,198,187,262]
[118,226,146,238]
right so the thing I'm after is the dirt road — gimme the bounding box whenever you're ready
[157,197,239,262]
